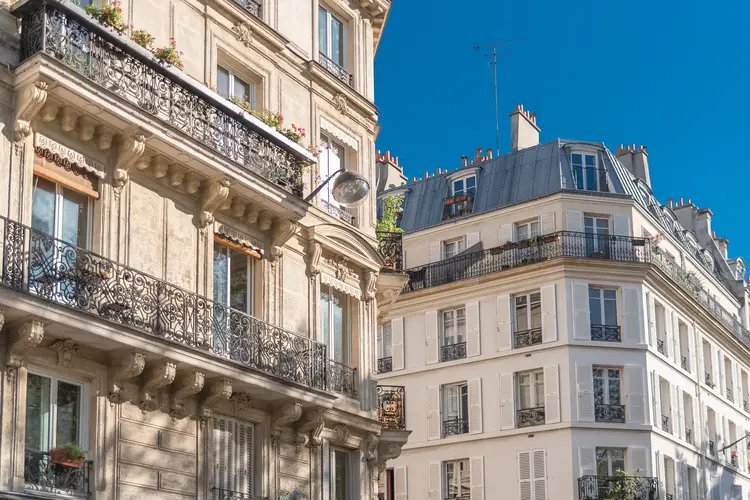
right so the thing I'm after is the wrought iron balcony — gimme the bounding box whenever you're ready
[657,339,665,354]
[709,440,715,455]
[0,216,329,392]
[744,400,748,412]
[326,360,357,398]
[377,356,393,374]
[590,324,621,342]
[577,475,659,500]
[318,52,353,87]
[377,385,406,431]
[731,454,738,467]
[516,406,545,428]
[442,417,469,437]
[440,342,467,362]
[705,372,715,387]
[321,200,354,225]
[442,194,474,220]
[727,388,734,401]
[376,231,404,273]
[661,415,669,432]
[213,488,268,500]
[231,0,262,19]
[666,495,674,500]
[13,0,308,196]
[24,449,92,498]
[686,428,692,444]
[681,355,688,370]
[595,404,625,423]
[513,327,542,349]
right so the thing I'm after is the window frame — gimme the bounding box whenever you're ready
[442,382,468,422]
[441,307,466,347]
[216,63,257,110]
[517,369,545,410]
[330,446,352,500]
[595,447,626,476]
[572,152,608,192]
[320,284,351,365]
[319,134,349,211]
[514,291,542,333]
[451,175,476,197]
[32,174,93,248]
[589,286,618,327]
[212,415,256,495]
[443,458,470,499]
[593,366,622,406]
[212,240,255,316]
[318,4,347,68]
[515,219,539,241]
[442,237,466,259]
[378,322,393,360]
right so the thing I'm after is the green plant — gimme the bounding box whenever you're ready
[282,124,306,143]
[154,37,184,69]
[376,195,404,235]
[252,110,284,131]
[53,442,86,460]
[84,1,126,32]
[130,27,155,49]
[605,468,642,500]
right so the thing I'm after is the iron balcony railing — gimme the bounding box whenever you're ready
[709,440,715,455]
[231,0,262,19]
[516,407,545,428]
[686,428,692,444]
[321,200,354,225]
[513,327,542,349]
[590,324,621,342]
[442,194,474,220]
[595,404,625,423]
[377,385,406,431]
[577,475,659,500]
[0,216,337,393]
[318,52,353,87]
[442,417,469,437]
[681,355,688,370]
[440,342,467,362]
[661,415,669,432]
[24,449,92,498]
[377,356,393,374]
[657,338,665,354]
[13,0,307,196]
[213,488,267,500]
[376,232,404,273]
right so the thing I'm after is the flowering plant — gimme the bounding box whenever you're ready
[154,38,184,69]
[732,450,739,457]
[84,1,126,32]
[282,124,306,143]
[130,27,155,49]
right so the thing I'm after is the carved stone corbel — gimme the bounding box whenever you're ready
[232,199,247,218]
[60,107,76,133]
[96,126,114,151]
[169,371,205,420]
[151,155,168,179]
[108,352,145,405]
[307,241,322,276]
[257,212,273,232]
[14,81,48,148]
[365,271,377,302]
[185,174,201,195]
[377,442,404,473]
[295,409,325,450]
[139,362,176,412]
[199,179,232,230]
[362,433,378,462]
[39,103,58,123]
[50,339,81,368]
[169,165,185,187]
[78,116,96,142]
[6,319,44,369]
[245,205,259,225]
[199,379,232,421]
[269,218,298,262]
[113,133,147,191]
[271,401,303,440]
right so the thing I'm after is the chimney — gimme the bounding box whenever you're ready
[509,104,540,152]
[715,236,729,259]
[616,144,651,186]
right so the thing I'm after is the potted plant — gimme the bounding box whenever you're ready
[50,442,86,468]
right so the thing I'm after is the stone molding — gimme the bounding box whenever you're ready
[108,352,146,405]
[271,401,303,439]
[6,319,44,369]
[295,409,325,449]
[199,179,232,230]
[113,133,147,191]
[170,371,205,420]
[49,338,81,368]
[139,362,176,412]
[270,218,298,262]
[199,379,233,421]
[14,80,48,147]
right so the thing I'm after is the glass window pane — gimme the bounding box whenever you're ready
[516,301,528,332]
[572,154,583,166]
[584,217,594,233]
[233,76,250,102]
[517,225,528,241]
[586,166,598,191]
[530,221,539,237]
[25,374,51,451]
[604,297,617,326]
[217,66,230,96]
[61,188,88,247]
[589,293,602,325]
[330,15,343,66]
[318,8,328,56]
[320,289,331,346]
[597,219,609,231]
[530,298,542,329]
[596,448,609,476]
[333,449,348,500]
[331,289,348,364]
[56,381,81,447]
[456,308,466,341]
[612,449,625,472]
[460,384,468,417]
[453,179,464,195]
[31,176,56,236]
[466,176,476,195]
[229,250,249,313]
[213,243,228,306]
[585,155,596,167]
[383,325,392,358]
[575,165,584,189]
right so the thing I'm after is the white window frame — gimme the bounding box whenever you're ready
[515,219,539,241]
[593,366,622,405]
[441,307,466,347]
[213,241,255,316]
[330,446,352,499]
[442,382,468,422]
[320,284,351,365]
[514,291,541,333]
[517,369,544,410]
[572,152,608,192]
[589,287,618,327]
[216,63,257,110]
[378,322,392,360]
[595,447,626,476]
[451,175,476,197]
[443,458,470,499]
[319,134,349,211]
[442,238,466,259]
[32,174,93,248]
[584,215,610,236]
[318,4,347,68]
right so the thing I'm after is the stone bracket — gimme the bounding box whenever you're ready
[377,442,404,473]
[270,218,298,261]
[139,362,176,412]
[6,319,44,369]
[362,433,378,462]
[199,379,232,421]
[307,241,322,277]
[108,352,146,405]
[295,409,325,450]
[113,133,147,190]
[271,401,303,438]
[199,179,232,230]
[170,371,205,420]
[14,80,49,146]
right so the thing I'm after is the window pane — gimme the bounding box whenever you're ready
[233,76,250,102]
[585,155,596,167]
[608,374,621,405]
[516,300,528,332]
[519,375,531,408]
[530,296,542,329]
[594,375,604,405]
[572,154,583,166]
[597,219,609,232]
[517,225,529,241]
[460,384,469,417]
[320,289,330,346]
[31,176,56,236]
[584,217,594,233]
[330,15,344,66]
[589,291,602,325]
[456,308,466,342]
[383,325,392,358]
[530,221,539,237]
[25,374,51,451]
[453,179,464,195]
[217,66,230,96]
[534,373,545,407]
[331,289,348,364]
[213,243,228,306]
[333,449,348,500]
[611,449,625,473]
[229,250,249,313]
[466,176,476,195]
[318,8,328,56]
[575,165,584,189]
[460,460,470,494]
[56,381,81,447]
[61,188,88,247]
[586,166,598,191]
[604,295,617,326]
[596,448,609,476]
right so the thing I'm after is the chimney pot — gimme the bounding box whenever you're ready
[461,155,468,167]
[486,148,493,159]
[394,156,399,165]
[510,104,540,152]
[411,176,416,182]
[679,197,684,206]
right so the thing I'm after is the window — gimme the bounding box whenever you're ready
[515,292,542,333]
[25,372,86,453]
[518,370,544,410]
[318,135,352,223]
[589,287,617,327]
[593,367,623,422]
[443,238,466,259]
[584,216,610,255]
[452,176,476,197]
[378,323,392,360]
[213,417,254,496]
[382,468,394,500]
[213,241,254,315]
[595,448,625,476]
[516,220,539,241]
[330,447,351,500]
[217,64,256,110]
[442,308,466,346]
[32,175,90,248]
[442,382,468,436]
[573,153,608,192]
[444,459,470,499]
[320,286,351,364]
[319,5,345,67]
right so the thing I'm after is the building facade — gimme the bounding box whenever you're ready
[376,105,750,499]
[0,0,409,498]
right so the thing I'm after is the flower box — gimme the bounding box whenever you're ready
[49,449,84,468]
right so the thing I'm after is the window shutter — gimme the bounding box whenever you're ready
[625,365,645,424]
[680,462,688,499]
[532,450,547,500]
[734,362,741,407]
[499,373,515,430]
[612,214,630,236]
[677,389,685,440]
[518,451,532,500]
[651,371,661,427]
[732,485,743,500]
[427,462,441,500]
[425,310,439,365]
[722,416,729,461]
[718,349,725,395]
[544,365,560,424]
[628,446,649,475]
[324,146,342,207]
[496,295,512,351]
[428,242,440,263]
[664,308,674,359]
[394,466,408,500]
[571,281,591,340]
[236,421,253,494]
[349,450,361,500]
[540,284,557,343]
[692,396,701,445]
[540,212,555,235]
[578,447,596,476]
[646,292,656,346]
[621,286,642,343]
[499,224,513,244]
[687,324,695,373]
[576,364,594,422]
[426,385,441,440]
[468,378,483,434]
[467,232,480,249]
[672,313,681,365]
[713,346,720,393]
[376,326,384,360]
[671,384,679,437]
[466,301,481,357]
[213,417,231,491]
[470,456,485,500]
[392,317,405,371]
[654,450,663,499]
[322,441,330,500]
[566,210,583,232]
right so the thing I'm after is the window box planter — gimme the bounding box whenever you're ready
[49,448,84,468]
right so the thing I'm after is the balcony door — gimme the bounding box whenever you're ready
[584,216,609,256]
[212,240,254,356]
[319,135,347,213]
[320,285,350,365]
[25,372,86,453]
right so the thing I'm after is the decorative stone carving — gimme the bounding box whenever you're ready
[365,271,377,302]
[113,133,147,190]
[362,433,378,462]
[230,392,253,415]
[169,165,185,187]
[245,205,259,225]
[199,379,232,420]
[151,155,168,179]
[327,255,353,280]
[96,126,114,151]
[170,371,205,420]
[6,319,44,369]
[50,339,81,368]
[332,93,348,115]
[199,179,232,230]
[108,352,145,405]
[307,241,322,276]
[39,103,58,123]
[34,134,106,178]
[185,174,201,195]
[216,224,264,252]
[377,442,404,473]
[232,199,247,218]
[78,116,96,142]
[60,106,76,133]
[14,80,48,146]
[270,218,298,261]
[257,212,273,232]
[333,424,351,444]
[295,410,325,449]
[231,22,253,47]
[271,401,303,439]
[139,362,177,412]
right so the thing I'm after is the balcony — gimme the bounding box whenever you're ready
[326,360,357,398]
[24,449,92,498]
[516,407,545,428]
[442,194,474,220]
[377,385,406,431]
[320,200,354,225]
[681,355,688,370]
[318,52,353,87]
[213,488,267,500]
[595,404,626,423]
[709,440,715,455]
[231,0,262,19]
[590,324,621,342]
[13,0,309,197]
[657,339,665,354]
[513,327,542,349]
[376,232,404,273]
[577,475,659,500]
[442,417,469,437]
[440,342,467,362]
[377,357,393,374]
[686,428,692,444]
[661,415,669,432]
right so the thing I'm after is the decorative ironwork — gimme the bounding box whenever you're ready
[731,454,738,467]
[442,417,468,437]
[744,400,748,412]
[213,488,267,500]
[377,385,406,431]
[595,404,625,423]
[231,0,262,19]
[14,0,305,196]
[442,194,474,220]
[326,360,357,398]
[681,355,687,370]
[377,357,393,374]
[0,216,328,391]
[709,440,715,455]
[590,324,621,342]
[440,342,467,362]
[727,388,734,401]
[321,200,353,224]
[577,475,659,500]
[24,449,92,498]
[318,52,353,87]
[376,232,403,273]
[666,495,673,500]
[686,429,692,444]
[513,328,542,349]
[657,339,665,354]
[516,407,545,427]
[661,415,669,432]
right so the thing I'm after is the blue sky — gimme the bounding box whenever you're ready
[374,0,750,261]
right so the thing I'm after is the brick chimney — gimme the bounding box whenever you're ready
[616,144,651,187]
[375,150,407,193]
[509,104,540,152]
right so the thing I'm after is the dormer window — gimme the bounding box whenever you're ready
[572,153,608,192]
[452,176,476,197]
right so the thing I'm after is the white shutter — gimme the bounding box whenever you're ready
[712,345,720,392]
[718,349,725,395]
[578,447,596,476]
[425,310,439,365]
[499,224,513,244]
[571,281,591,340]
[394,466,407,500]
[499,373,515,430]
[467,232,480,249]
[722,416,729,461]
[466,301,481,357]
[680,462,688,499]
[629,446,649,475]
[540,284,557,343]
[376,326,383,360]
[734,361,741,406]
[349,450,361,500]
[213,417,231,491]
[544,365,561,424]
[470,456,485,500]
[613,214,630,236]
[687,324,695,373]
[625,365,645,424]
[672,459,680,500]
[665,308,674,359]
[468,378,483,434]
[672,312,680,365]
[392,317,405,371]
[651,371,662,428]
[566,210,583,232]
[519,451,532,500]
[428,242,440,263]
[576,364,594,422]
[427,462,442,500]
[426,386,441,440]
[646,292,656,346]
[236,421,253,494]
[692,395,701,445]
[496,295,512,351]
[655,451,663,499]
[532,450,547,500]
[540,212,555,235]
[677,389,685,441]
[622,286,642,343]
[671,384,679,437]
[322,440,330,500]
[732,485,743,500]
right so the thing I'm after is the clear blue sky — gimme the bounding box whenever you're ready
[374,0,750,261]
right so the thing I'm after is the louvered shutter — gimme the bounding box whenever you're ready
[499,373,515,430]
[540,284,557,343]
[665,308,674,359]
[621,286,642,343]
[544,365,560,424]
[349,449,361,500]
[519,451,532,500]
[651,371,661,427]
[322,441,330,500]
[427,462,441,500]
[628,447,649,475]
[671,384,679,437]
[613,214,630,236]
[392,317,405,371]
[734,361,741,407]
[715,347,722,393]
[672,459,681,499]
[376,326,384,360]
[687,324,696,373]
[692,396,701,445]
[428,242,440,263]
[578,447,595,476]
[470,456,485,500]
[466,301,481,357]
[426,385,441,440]
[496,295,512,351]
[677,389,685,440]
[425,310,439,365]
[394,466,407,500]
[571,281,591,340]
[236,421,253,494]
[214,417,231,491]
[646,292,656,346]
[722,416,729,461]
[680,462,688,499]
[654,451,663,499]
[467,232,480,249]
[625,365,645,424]
[576,364,594,422]
[499,224,513,244]
[468,378,483,434]
[671,312,680,364]
[566,210,583,232]
[540,213,555,235]
[532,450,547,500]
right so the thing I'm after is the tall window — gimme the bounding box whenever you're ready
[320,286,350,364]
[32,175,90,247]
[319,5,345,67]
[442,308,466,347]
[442,382,468,435]
[573,153,608,192]
[516,220,539,241]
[593,367,621,409]
[444,459,470,499]
[515,292,541,333]
[595,448,625,476]
[217,64,255,110]
[452,176,476,197]
[584,215,610,255]
[25,372,85,453]
[518,370,544,410]
[589,287,617,327]
[319,135,346,209]
[330,447,351,500]
[443,238,465,259]
[213,417,254,496]
[213,241,254,315]
[378,323,392,361]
